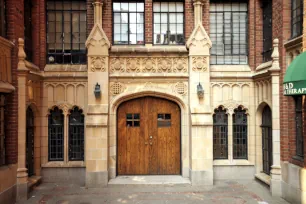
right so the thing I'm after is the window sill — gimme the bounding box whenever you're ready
[292,155,304,162]
[44,64,87,72]
[42,161,85,168]
[213,159,254,166]
[210,64,251,72]
[284,35,303,50]
[111,45,188,53]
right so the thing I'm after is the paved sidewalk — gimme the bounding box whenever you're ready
[23,179,289,204]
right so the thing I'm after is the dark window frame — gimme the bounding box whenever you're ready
[209,1,249,65]
[0,0,6,38]
[24,0,33,61]
[0,95,6,166]
[294,96,304,159]
[112,1,145,45]
[46,0,87,64]
[291,0,303,38]
[68,107,85,161]
[126,113,140,127]
[213,107,228,160]
[233,106,248,159]
[262,0,272,62]
[152,1,185,45]
[48,107,64,161]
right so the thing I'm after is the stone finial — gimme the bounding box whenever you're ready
[93,1,103,25]
[193,0,203,27]
[17,38,27,70]
[271,38,280,71]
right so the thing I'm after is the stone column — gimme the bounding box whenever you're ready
[269,39,282,196]
[186,0,213,185]
[16,38,29,201]
[85,1,111,187]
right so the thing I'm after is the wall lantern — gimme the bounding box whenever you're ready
[197,82,204,98]
[94,83,101,98]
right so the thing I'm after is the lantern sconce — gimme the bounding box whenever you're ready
[94,83,101,98]
[197,82,204,98]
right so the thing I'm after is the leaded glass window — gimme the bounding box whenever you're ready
[24,0,33,61]
[262,0,272,62]
[153,1,184,45]
[113,2,144,45]
[213,107,228,159]
[69,107,84,161]
[291,0,303,38]
[0,95,5,166]
[233,106,248,159]
[210,2,248,64]
[46,0,87,64]
[295,96,304,158]
[0,0,6,38]
[48,107,64,161]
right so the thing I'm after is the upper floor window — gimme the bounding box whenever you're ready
[24,0,33,61]
[113,2,144,45]
[291,0,303,38]
[153,1,184,45]
[0,95,5,166]
[233,106,248,159]
[295,96,304,158]
[210,1,248,65]
[0,0,6,38]
[262,0,272,62]
[46,0,87,64]
[213,107,228,159]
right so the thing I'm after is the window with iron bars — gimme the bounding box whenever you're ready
[0,0,6,38]
[262,0,272,62]
[295,96,304,159]
[153,1,185,45]
[48,107,64,161]
[0,95,5,166]
[113,1,145,45]
[213,107,228,159]
[46,0,87,64]
[210,1,248,65]
[68,107,84,161]
[291,0,303,38]
[233,106,248,159]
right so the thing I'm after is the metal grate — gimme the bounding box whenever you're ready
[48,107,64,161]
[213,107,228,159]
[291,0,303,38]
[0,95,5,166]
[26,107,35,176]
[113,1,144,45]
[210,1,248,65]
[261,106,272,175]
[262,0,272,62]
[295,96,304,158]
[233,106,248,159]
[153,1,185,45]
[46,0,87,64]
[69,107,84,161]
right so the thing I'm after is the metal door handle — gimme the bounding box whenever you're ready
[150,142,152,145]
[150,136,153,139]
[145,142,148,145]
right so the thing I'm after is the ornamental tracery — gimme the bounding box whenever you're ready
[90,57,106,72]
[110,57,125,73]
[157,58,172,73]
[192,57,207,72]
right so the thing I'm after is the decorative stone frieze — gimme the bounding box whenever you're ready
[91,57,106,72]
[221,100,248,114]
[211,82,251,88]
[109,57,188,74]
[192,56,208,72]
[110,82,126,95]
[172,82,188,96]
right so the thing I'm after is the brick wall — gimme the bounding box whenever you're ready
[5,0,25,165]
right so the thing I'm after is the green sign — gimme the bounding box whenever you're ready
[283,81,306,95]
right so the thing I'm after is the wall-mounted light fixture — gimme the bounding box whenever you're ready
[94,83,101,98]
[197,82,204,98]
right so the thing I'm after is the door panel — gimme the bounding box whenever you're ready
[117,96,180,175]
[261,106,272,175]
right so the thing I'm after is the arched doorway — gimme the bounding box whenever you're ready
[261,106,272,175]
[117,96,181,175]
[26,107,35,176]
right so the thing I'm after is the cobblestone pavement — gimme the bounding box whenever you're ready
[23,180,289,204]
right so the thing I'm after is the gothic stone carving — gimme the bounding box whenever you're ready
[110,82,126,95]
[172,82,188,96]
[192,57,207,72]
[110,58,125,73]
[91,57,106,72]
[126,58,141,73]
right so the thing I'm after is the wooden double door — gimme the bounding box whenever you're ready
[117,97,181,175]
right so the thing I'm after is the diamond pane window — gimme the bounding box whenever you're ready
[69,107,84,161]
[213,107,228,159]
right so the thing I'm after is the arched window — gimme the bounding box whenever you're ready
[48,107,64,161]
[213,107,228,159]
[233,106,248,159]
[69,107,84,161]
